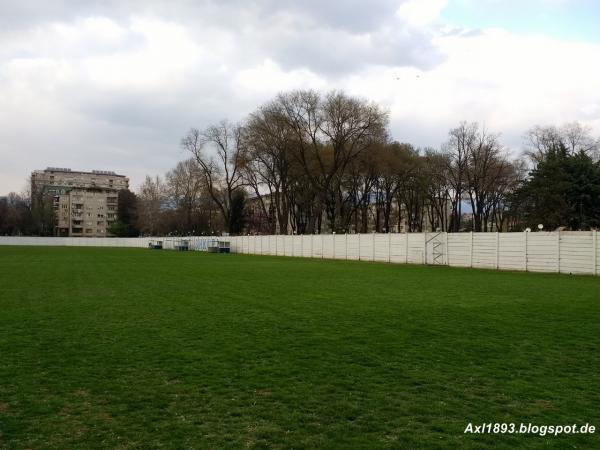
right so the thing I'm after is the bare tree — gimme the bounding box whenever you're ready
[242,103,298,234]
[524,125,562,164]
[396,148,428,232]
[0,192,32,236]
[486,159,524,231]
[137,175,166,236]
[165,158,205,233]
[345,145,379,233]
[561,122,599,159]
[372,142,413,232]
[182,120,246,234]
[29,176,54,236]
[423,149,451,232]
[525,121,599,164]
[464,126,507,232]
[275,90,388,232]
[443,122,478,231]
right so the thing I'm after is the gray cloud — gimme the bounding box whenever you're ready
[0,0,449,194]
[0,0,441,73]
[4,1,596,195]
[266,25,442,74]
[0,0,402,32]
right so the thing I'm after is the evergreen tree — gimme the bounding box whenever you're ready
[510,144,600,230]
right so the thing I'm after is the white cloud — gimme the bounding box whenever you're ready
[397,0,448,26]
[335,27,600,151]
[233,59,327,99]
[81,18,203,89]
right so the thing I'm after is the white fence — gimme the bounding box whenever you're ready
[0,236,220,250]
[1,232,599,276]
[228,232,600,276]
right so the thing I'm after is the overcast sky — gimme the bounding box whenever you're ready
[1,0,599,195]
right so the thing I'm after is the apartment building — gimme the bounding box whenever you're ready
[31,168,129,237]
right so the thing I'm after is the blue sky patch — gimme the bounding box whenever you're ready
[441,0,600,43]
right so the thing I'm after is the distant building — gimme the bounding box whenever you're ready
[31,167,129,237]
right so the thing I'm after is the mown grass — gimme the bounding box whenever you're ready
[0,246,599,449]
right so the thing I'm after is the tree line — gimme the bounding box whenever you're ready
[2,90,599,236]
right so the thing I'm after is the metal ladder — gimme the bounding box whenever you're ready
[426,232,445,265]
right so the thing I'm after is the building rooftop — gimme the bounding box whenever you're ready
[33,168,127,178]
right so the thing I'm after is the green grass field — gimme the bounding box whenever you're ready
[1,246,600,449]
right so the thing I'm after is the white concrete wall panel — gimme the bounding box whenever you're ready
[2,232,598,276]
